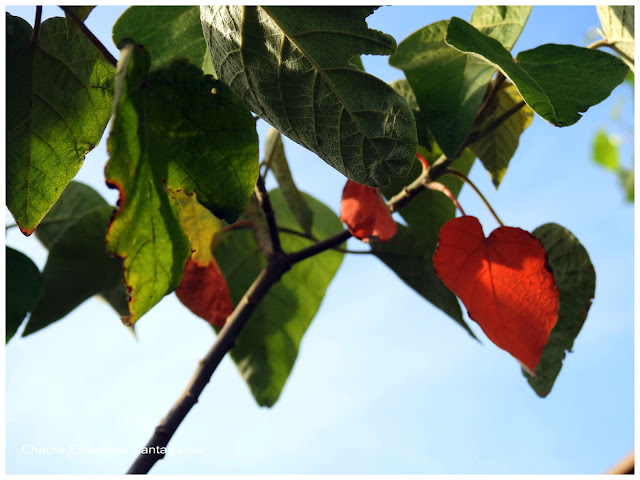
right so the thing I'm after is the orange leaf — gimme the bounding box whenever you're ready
[433,216,559,372]
[340,179,397,242]
[175,256,233,328]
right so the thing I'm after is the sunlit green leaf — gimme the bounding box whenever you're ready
[6,248,42,343]
[390,6,531,158]
[596,5,634,72]
[470,81,534,187]
[592,129,620,172]
[445,17,630,127]
[106,42,259,323]
[63,6,95,40]
[214,189,344,407]
[6,14,114,235]
[112,6,209,72]
[202,6,417,187]
[525,223,596,397]
[264,129,314,235]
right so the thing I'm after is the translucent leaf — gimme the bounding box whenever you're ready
[596,5,634,72]
[445,17,630,127]
[390,6,531,158]
[106,42,259,324]
[202,6,417,187]
[6,14,114,234]
[112,6,209,72]
[469,81,534,187]
[214,189,344,407]
[592,128,620,172]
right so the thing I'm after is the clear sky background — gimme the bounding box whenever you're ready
[4,4,635,475]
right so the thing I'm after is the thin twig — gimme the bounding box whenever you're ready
[473,72,506,124]
[127,259,290,474]
[59,6,117,67]
[278,227,371,254]
[254,175,282,255]
[445,168,504,226]
[31,6,42,46]
[587,38,612,50]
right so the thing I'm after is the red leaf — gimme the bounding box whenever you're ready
[433,216,559,372]
[175,256,233,328]
[340,179,397,242]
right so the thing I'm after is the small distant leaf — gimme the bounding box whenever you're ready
[390,6,531,158]
[596,5,634,72]
[445,17,630,127]
[434,216,560,372]
[63,6,95,40]
[175,257,233,328]
[6,14,114,235]
[619,167,634,202]
[214,189,344,407]
[470,81,534,187]
[113,6,209,71]
[202,6,417,186]
[525,223,596,396]
[6,248,42,343]
[24,206,125,336]
[106,42,258,324]
[264,129,314,235]
[592,128,620,172]
[340,180,397,243]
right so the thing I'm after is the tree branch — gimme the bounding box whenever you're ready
[59,6,118,68]
[254,175,282,255]
[126,258,290,474]
[31,6,43,46]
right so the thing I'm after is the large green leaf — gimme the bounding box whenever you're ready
[374,148,476,337]
[24,205,126,336]
[525,224,596,397]
[264,129,313,235]
[6,14,115,235]
[112,6,209,72]
[469,81,534,187]
[202,6,417,187]
[596,5,634,72]
[32,181,129,321]
[445,17,630,127]
[390,6,531,158]
[214,189,344,407]
[106,42,259,323]
[63,6,95,41]
[6,248,42,343]
[592,128,620,172]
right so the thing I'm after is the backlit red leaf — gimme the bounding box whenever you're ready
[175,256,233,328]
[340,179,397,242]
[433,216,559,372]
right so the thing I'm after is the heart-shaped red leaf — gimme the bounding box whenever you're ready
[433,216,559,372]
[175,256,233,328]
[340,179,397,242]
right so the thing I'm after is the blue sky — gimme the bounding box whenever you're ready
[5,5,634,475]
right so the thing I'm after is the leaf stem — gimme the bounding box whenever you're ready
[254,175,283,255]
[59,6,117,68]
[31,6,42,46]
[278,227,370,254]
[445,168,504,226]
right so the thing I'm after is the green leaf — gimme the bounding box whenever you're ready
[592,128,620,172]
[445,17,630,127]
[6,14,115,235]
[373,149,476,337]
[202,6,417,187]
[112,6,209,72]
[63,6,95,41]
[106,42,259,324]
[214,189,344,407]
[618,166,634,202]
[389,79,431,150]
[33,181,129,319]
[596,5,634,72]
[6,248,42,343]
[264,129,314,235]
[525,223,596,397]
[390,6,531,158]
[469,81,534,187]
[24,205,126,336]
